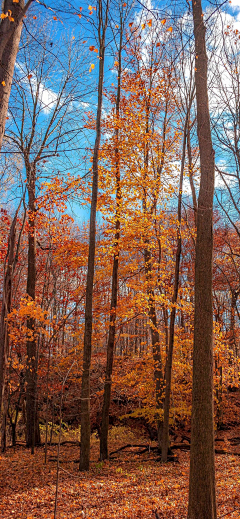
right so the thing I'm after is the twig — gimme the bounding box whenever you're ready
[152,509,162,519]
[220,507,240,518]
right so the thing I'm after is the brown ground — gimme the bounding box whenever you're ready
[0,425,240,519]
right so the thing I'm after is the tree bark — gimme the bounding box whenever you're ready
[0,0,33,151]
[100,17,122,461]
[0,209,18,411]
[161,112,188,462]
[79,0,109,471]
[188,1,216,517]
[25,162,39,452]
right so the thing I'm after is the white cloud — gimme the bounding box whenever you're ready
[15,63,58,114]
[230,0,240,10]
[33,79,58,114]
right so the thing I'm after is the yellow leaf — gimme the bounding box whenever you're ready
[0,13,8,18]
[141,23,145,29]
[89,63,95,72]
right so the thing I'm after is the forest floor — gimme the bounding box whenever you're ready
[1,425,240,519]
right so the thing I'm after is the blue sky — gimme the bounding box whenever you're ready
[2,0,240,224]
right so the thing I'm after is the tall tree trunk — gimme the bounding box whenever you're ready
[100,18,122,461]
[161,112,188,462]
[144,247,164,448]
[187,119,197,227]
[79,0,109,471]
[0,0,33,151]
[229,289,238,356]
[25,163,39,452]
[188,1,216,518]
[0,210,18,410]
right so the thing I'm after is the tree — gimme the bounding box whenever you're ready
[80,0,109,471]
[188,1,217,517]
[99,5,124,461]
[4,25,86,451]
[0,0,33,151]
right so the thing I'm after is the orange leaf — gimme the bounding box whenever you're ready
[1,81,6,86]
[161,18,166,25]
[33,15,37,19]
[53,16,57,20]
[28,74,32,79]
[89,45,95,51]
[167,26,173,32]
[147,19,152,27]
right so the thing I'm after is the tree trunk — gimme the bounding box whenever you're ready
[0,0,33,151]
[79,0,109,471]
[188,1,216,518]
[144,244,164,447]
[187,119,197,227]
[161,112,188,462]
[0,210,18,410]
[100,18,122,461]
[25,163,39,452]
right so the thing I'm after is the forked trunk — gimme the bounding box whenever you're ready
[161,111,189,462]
